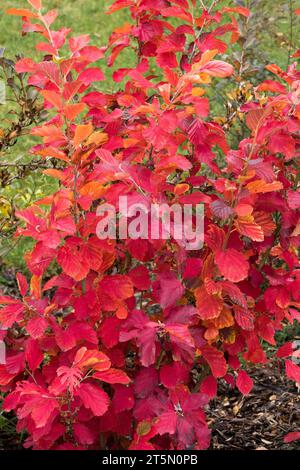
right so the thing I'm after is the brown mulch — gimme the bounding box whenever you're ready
[208,363,300,450]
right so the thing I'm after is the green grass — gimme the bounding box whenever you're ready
[1,0,119,54]
[0,0,132,84]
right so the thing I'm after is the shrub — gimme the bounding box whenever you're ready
[0,51,57,260]
[0,0,299,450]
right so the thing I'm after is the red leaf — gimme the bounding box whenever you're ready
[73,423,96,445]
[236,370,253,395]
[98,317,121,349]
[287,190,300,210]
[5,353,25,375]
[56,366,83,393]
[134,367,158,398]
[57,245,89,281]
[129,265,150,290]
[30,397,59,428]
[153,273,184,309]
[74,347,111,371]
[78,68,105,85]
[199,60,234,78]
[285,359,300,384]
[215,249,249,283]
[0,366,15,386]
[112,385,134,412]
[160,362,189,389]
[99,275,134,303]
[16,273,28,296]
[268,132,295,160]
[284,432,300,443]
[200,375,217,398]
[0,303,24,328]
[234,307,254,331]
[94,368,131,385]
[154,411,177,436]
[107,0,134,13]
[256,80,286,94]
[76,383,109,416]
[40,90,63,109]
[26,317,49,339]
[222,6,250,17]
[195,286,223,320]
[276,342,293,358]
[25,338,43,371]
[202,345,227,378]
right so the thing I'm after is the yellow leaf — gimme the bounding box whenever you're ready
[192,87,206,96]
[137,421,152,437]
[198,49,219,67]
[30,275,42,300]
[237,170,256,183]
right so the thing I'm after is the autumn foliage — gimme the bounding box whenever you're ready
[0,0,300,450]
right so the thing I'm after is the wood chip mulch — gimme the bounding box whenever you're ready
[208,363,300,450]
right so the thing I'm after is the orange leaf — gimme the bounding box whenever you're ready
[246,179,283,194]
[40,90,63,109]
[204,327,219,341]
[30,275,42,300]
[73,123,93,146]
[192,87,206,96]
[116,304,128,319]
[213,308,234,329]
[195,286,223,320]
[6,8,38,18]
[64,103,86,121]
[74,347,111,372]
[174,183,190,196]
[222,6,250,17]
[43,169,65,180]
[36,147,69,162]
[198,49,219,67]
[86,131,108,146]
[235,215,264,242]
[235,203,253,217]
[79,181,106,200]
